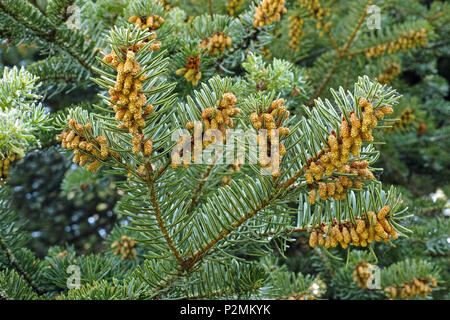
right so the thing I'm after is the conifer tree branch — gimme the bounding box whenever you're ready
[0,236,44,296]
[184,193,275,269]
[187,165,214,214]
[0,0,95,74]
[145,162,185,266]
[309,0,372,105]
[341,0,373,53]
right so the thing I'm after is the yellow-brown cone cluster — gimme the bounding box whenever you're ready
[307,160,374,203]
[111,235,137,260]
[127,15,163,51]
[173,93,240,169]
[253,0,287,28]
[305,98,394,203]
[353,261,373,288]
[129,14,164,32]
[260,46,272,59]
[250,99,290,177]
[299,0,331,36]
[385,107,414,134]
[378,62,401,85]
[308,206,398,249]
[288,16,305,51]
[200,32,232,56]
[0,153,22,185]
[57,119,118,172]
[104,48,153,136]
[176,55,202,86]
[226,0,245,16]
[365,29,428,58]
[384,277,437,299]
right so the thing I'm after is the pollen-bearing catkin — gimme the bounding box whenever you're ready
[384,107,415,134]
[226,0,245,16]
[200,31,232,55]
[250,98,290,177]
[299,0,331,37]
[384,277,438,299]
[176,55,202,86]
[128,15,163,50]
[365,28,427,58]
[103,45,156,158]
[111,235,137,260]
[129,14,164,31]
[104,47,151,135]
[353,261,373,289]
[288,16,305,51]
[253,0,287,28]
[173,92,240,169]
[378,62,401,85]
[307,205,398,249]
[305,97,394,203]
[57,119,119,172]
[0,152,23,185]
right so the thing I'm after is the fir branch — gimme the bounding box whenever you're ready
[0,236,44,296]
[0,0,95,74]
[145,162,185,267]
[309,0,373,105]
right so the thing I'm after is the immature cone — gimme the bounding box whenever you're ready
[226,0,245,15]
[385,276,437,299]
[176,55,202,86]
[250,99,290,177]
[0,152,23,185]
[303,96,395,202]
[174,93,240,169]
[365,28,427,58]
[200,32,232,55]
[111,235,138,260]
[253,0,287,28]
[353,261,373,288]
[57,119,118,172]
[288,16,305,51]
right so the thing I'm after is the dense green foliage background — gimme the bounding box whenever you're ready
[0,0,448,300]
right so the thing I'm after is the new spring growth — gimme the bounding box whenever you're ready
[129,14,164,33]
[0,152,22,186]
[305,97,394,203]
[378,62,401,85]
[200,32,232,56]
[299,0,331,37]
[127,15,163,51]
[384,277,438,299]
[385,107,415,134]
[250,98,290,177]
[57,119,118,172]
[111,235,137,260]
[172,92,240,169]
[308,205,399,249]
[103,46,154,137]
[353,261,373,289]
[253,0,287,28]
[288,16,305,51]
[226,0,245,16]
[176,55,202,86]
[365,28,428,58]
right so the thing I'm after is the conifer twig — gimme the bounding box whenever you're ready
[0,237,44,296]
[308,0,373,105]
[145,163,184,267]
